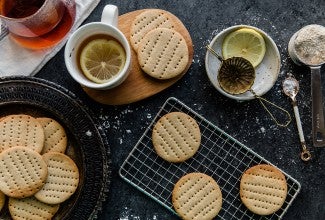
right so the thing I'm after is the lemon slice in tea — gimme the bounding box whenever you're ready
[218,57,255,94]
[222,28,266,67]
[80,39,126,84]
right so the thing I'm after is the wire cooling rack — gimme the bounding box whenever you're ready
[119,97,301,219]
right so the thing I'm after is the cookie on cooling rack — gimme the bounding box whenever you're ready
[152,112,201,163]
[172,172,223,220]
[240,164,288,215]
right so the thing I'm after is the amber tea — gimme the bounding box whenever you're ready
[1,0,45,18]
[0,0,76,49]
[76,34,126,66]
[77,34,127,84]
[64,5,131,90]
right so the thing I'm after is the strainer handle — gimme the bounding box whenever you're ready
[250,90,292,127]
[310,66,325,147]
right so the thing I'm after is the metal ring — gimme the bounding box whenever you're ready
[300,150,312,162]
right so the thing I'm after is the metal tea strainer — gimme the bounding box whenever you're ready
[206,45,291,127]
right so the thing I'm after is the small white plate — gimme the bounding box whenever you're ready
[205,25,281,101]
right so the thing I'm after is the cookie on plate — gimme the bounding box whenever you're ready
[0,146,48,198]
[240,164,288,215]
[172,172,223,220]
[35,152,79,204]
[137,28,189,80]
[37,117,67,154]
[0,114,45,153]
[152,112,201,163]
[130,9,175,52]
[0,191,5,212]
[9,196,59,220]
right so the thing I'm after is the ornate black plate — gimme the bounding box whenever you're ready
[0,76,111,219]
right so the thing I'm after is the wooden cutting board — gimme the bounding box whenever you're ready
[83,9,193,105]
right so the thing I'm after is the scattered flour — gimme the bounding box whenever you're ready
[85,130,92,137]
[97,106,153,145]
[119,207,158,220]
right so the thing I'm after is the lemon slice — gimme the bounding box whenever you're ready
[222,28,266,67]
[80,39,126,84]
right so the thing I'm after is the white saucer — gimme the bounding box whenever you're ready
[205,25,281,101]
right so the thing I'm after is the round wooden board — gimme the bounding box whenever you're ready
[83,9,193,105]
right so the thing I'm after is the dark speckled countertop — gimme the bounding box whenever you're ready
[36,0,325,219]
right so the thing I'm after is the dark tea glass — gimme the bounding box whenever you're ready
[0,0,76,49]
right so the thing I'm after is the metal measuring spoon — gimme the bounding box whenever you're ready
[283,74,312,161]
[288,24,325,147]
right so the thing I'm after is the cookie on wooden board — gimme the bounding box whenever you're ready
[130,9,175,52]
[152,112,201,163]
[240,164,288,215]
[172,172,223,220]
[137,28,189,80]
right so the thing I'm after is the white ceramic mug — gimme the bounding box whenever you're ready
[64,5,131,90]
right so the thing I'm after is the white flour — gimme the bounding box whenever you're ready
[294,24,325,65]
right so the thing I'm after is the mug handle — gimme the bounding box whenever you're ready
[101,5,118,27]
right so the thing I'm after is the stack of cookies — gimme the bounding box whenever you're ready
[130,9,189,80]
[0,114,79,219]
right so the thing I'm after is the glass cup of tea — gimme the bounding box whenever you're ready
[64,4,132,90]
[0,0,76,49]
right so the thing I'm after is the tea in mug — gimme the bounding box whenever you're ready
[77,34,127,84]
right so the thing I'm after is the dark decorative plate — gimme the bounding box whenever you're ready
[0,76,111,219]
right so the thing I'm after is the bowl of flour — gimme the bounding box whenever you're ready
[288,24,325,67]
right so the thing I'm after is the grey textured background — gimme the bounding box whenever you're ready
[37,0,325,219]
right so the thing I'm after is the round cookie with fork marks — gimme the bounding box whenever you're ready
[0,114,45,153]
[137,27,189,80]
[37,117,67,154]
[172,172,223,220]
[130,9,175,52]
[152,112,201,163]
[34,152,79,204]
[240,164,288,215]
[0,191,5,212]
[9,196,59,220]
[0,146,48,198]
